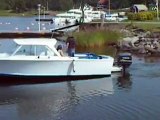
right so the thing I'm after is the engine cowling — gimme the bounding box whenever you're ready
[117,53,132,68]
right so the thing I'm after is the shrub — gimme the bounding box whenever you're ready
[127,11,154,21]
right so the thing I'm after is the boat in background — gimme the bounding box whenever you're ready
[51,5,93,32]
[54,4,93,23]
[51,4,106,32]
[52,13,80,32]
[105,13,128,21]
[105,13,118,21]
[35,4,106,32]
[0,38,115,83]
[91,10,106,20]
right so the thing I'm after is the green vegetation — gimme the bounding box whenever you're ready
[74,30,122,48]
[0,0,74,14]
[127,11,156,21]
[0,10,14,16]
[132,22,160,32]
[0,0,95,12]
[72,29,123,56]
[0,0,156,14]
[0,10,37,16]
[122,20,160,31]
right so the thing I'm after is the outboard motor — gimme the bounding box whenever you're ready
[117,53,132,75]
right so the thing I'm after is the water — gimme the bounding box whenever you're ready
[0,17,160,120]
[0,16,54,32]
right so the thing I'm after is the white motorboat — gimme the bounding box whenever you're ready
[0,38,114,83]
[51,5,106,32]
[105,13,118,21]
[51,9,93,32]
[91,10,106,20]
[52,13,80,32]
[51,5,93,32]
[105,13,128,21]
[54,5,93,24]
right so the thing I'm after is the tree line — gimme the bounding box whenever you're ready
[0,0,158,13]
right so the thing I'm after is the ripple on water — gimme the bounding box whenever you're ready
[0,98,20,105]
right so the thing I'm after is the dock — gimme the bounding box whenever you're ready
[35,18,53,22]
[0,31,64,39]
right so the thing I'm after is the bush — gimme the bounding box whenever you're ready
[127,11,154,21]
[127,12,138,20]
[137,12,147,21]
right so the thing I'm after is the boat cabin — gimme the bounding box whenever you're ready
[0,38,62,57]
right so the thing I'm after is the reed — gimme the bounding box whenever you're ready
[74,29,122,48]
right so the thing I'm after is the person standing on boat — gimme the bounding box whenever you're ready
[66,36,76,57]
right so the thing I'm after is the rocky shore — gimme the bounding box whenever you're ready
[79,23,160,56]
[118,27,160,56]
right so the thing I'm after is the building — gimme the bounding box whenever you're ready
[131,4,148,13]
[97,0,108,9]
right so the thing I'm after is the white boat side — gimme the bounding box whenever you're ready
[91,11,106,20]
[105,13,128,21]
[0,38,114,77]
[54,9,93,23]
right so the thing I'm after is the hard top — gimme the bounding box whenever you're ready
[13,38,57,47]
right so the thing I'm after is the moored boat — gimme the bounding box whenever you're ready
[0,38,114,83]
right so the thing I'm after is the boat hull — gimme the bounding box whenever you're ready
[0,74,110,85]
[0,56,114,84]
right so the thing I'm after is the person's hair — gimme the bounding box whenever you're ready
[57,45,62,50]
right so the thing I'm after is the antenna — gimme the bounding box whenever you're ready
[38,4,41,32]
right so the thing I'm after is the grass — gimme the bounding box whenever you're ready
[72,29,122,56]
[73,29,122,48]
[123,21,160,32]
[0,10,37,16]
[133,23,160,32]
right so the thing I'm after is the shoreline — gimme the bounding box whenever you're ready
[0,10,61,17]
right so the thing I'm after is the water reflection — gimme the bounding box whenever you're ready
[67,82,79,104]
[144,56,160,63]
[116,72,132,89]
[133,54,160,63]
[1,69,160,120]
[0,77,118,120]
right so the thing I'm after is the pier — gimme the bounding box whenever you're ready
[0,31,63,39]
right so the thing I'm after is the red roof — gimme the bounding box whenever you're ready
[98,0,108,4]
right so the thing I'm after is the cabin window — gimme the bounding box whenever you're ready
[14,45,54,56]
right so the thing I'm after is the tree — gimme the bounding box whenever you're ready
[59,0,73,10]
[13,0,26,12]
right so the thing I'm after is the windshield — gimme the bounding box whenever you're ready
[13,45,54,56]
